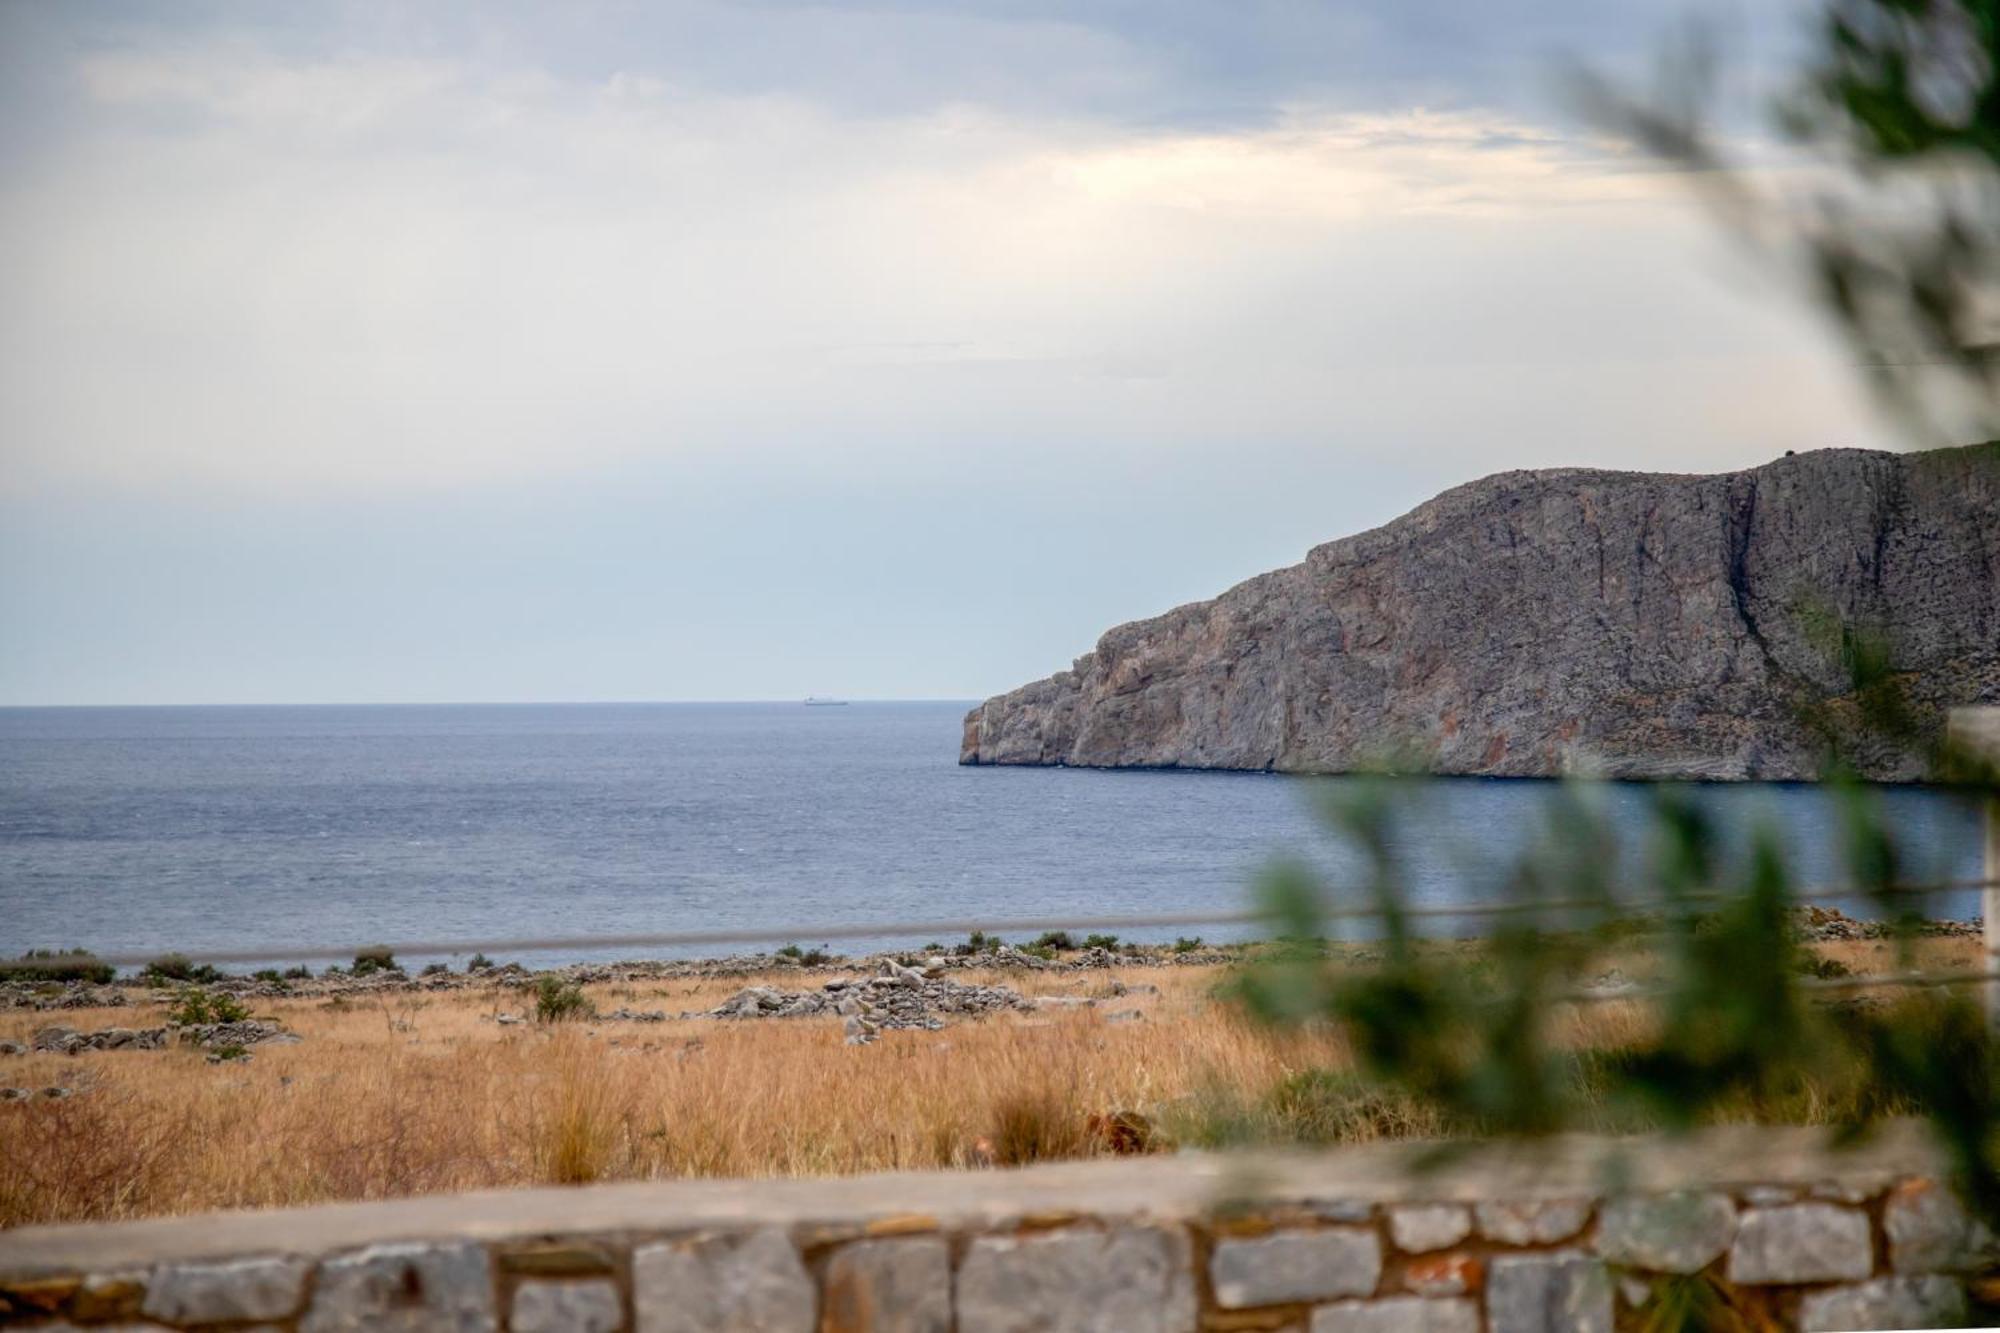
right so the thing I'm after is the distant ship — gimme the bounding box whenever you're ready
[802,697,849,706]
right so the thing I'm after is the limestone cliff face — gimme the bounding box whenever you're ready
[961,445,2000,781]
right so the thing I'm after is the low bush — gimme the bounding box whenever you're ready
[774,943,833,965]
[1172,936,1205,954]
[1081,933,1121,951]
[351,945,398,976]
[467,953,494,971]
[282,965,311,980]
[953,930,1004,956]
[534,976,595,1023]
[166,988,251,1027]
[420,962,451,977]
[143,953,223,985]
[1030,930,1077,951]
[10,949,115,985]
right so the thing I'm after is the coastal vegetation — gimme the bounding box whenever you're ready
[0,928,1975,1229]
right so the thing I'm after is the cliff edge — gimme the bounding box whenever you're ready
[961,445,2000,781]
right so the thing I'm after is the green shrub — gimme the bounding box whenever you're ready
[1172,936,1205,954]
[1081,933,1121,951]
[11,949,115,984]
[467,953,495,971]
[1031,930,1077,951]
[351,945,398,976]
[534,976,595,1023]
[209,1043,249,1063]
[954,930,1003,956]
[252,968,282,982]
[775,943,833,964]
[282,965,312,980]
[420,962,451,977]
[143,953,223,985]
[1021,944,1057,961]
[167,987,251,1026]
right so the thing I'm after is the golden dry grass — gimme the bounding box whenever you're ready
[0,937,1975,1228]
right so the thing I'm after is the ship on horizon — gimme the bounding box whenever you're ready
[802,696,849,706]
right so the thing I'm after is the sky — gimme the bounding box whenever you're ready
[0,0,1900,705]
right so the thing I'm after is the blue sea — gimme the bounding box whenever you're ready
[0,702,1985,972]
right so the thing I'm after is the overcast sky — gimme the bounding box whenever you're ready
[0,0,1896,705]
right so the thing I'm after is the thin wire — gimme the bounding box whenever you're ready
[6,877,1993,971]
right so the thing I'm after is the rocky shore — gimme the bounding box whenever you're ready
[0,908,1973,1014]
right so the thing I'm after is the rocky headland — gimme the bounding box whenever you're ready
[962,445,2000,780]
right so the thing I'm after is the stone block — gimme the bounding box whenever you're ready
[1474,1200,1591,1245]
[1727,1204,1871,1285]
[633,1229,814,1333]
[1593,1192,1735,1274]
[1310,1296,1479,1333]
[1387,1206,1471,1254]
[1486,1253,1611,1333]
[143,1254,310,1324]
[1210,1228,1381,1308]
[301,1240,495,1332]
[511,1278,623,1333]
[822,1237,950,1333]
[1797,1275,1967,1331]
[956,1226,1195,1333]
[1883,1178,1991,1273]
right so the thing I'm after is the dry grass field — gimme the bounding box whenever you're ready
[0,936,1976,1229]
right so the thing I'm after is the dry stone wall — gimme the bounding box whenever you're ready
[1,1125,1992,1331]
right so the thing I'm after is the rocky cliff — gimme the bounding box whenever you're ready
[962,445,2000,781]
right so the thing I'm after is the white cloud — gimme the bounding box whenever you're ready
[0,39,1884,501]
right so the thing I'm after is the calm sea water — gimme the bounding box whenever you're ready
[0,702,1985,971]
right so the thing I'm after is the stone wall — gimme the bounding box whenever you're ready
[1,1124,1993,1331]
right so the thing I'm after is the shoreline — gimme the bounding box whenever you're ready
[2,905,1979,1012]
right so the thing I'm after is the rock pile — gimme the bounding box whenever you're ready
[174,1020,298,1050]
[1791,906,1978,942]
[711,960,1032,1042]
[31,1025,168,1054]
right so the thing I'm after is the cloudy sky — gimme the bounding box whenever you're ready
[0,1,1893,705]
